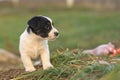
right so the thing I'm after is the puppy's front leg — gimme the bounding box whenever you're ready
[21,54,36,72]
[40,50,53,70]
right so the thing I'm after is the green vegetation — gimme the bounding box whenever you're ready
[0,7,120,80]
[14,50,119,80]
[0,8,120,52]
[100,64,120,80]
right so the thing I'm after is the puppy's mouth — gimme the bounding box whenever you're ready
[48,35,59,41]
[48,37,57,41]
[49,38,56,41]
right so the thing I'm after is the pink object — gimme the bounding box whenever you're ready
[110,48,120,57]
[117,48,120,54]
[82,42,115,56]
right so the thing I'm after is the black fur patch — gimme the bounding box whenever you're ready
[27,16,52,38]
[27,27,31,34]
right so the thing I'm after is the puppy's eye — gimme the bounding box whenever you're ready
[36,30,41,33]
[45,26,51,30]
[46,22,51,25]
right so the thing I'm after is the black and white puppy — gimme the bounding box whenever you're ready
[19,16,59,72]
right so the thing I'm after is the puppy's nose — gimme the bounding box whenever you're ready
[54,32,59,36]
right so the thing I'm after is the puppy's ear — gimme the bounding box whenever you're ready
[28,16,39,28]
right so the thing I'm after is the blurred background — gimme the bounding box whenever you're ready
[0,0,120,55]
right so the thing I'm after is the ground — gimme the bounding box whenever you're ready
[0,65,41,80]
[0,49,120,80]
[0,69,24,80]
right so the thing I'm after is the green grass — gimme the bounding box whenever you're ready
[100,64,120,80]
[14,50,119,80]
[0,7,120,80]
[0,7,120,53]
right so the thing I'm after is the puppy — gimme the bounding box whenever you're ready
[19,15,59,72]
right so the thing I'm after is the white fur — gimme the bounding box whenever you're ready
[19,30,54,71]
[48,27,59,41]
[19,16,58,72]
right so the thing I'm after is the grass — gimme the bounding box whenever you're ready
[0,7,120,80]
[0,7,120,53]
[14,49,119,80]
[100,64,120,80]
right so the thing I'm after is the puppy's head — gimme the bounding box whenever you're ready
[27,16,59,40]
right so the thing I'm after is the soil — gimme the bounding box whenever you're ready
[0,68,25,80]
[0,65,42,80]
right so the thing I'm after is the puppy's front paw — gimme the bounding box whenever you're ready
[43,64,54,70]
[25,67,36,72]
